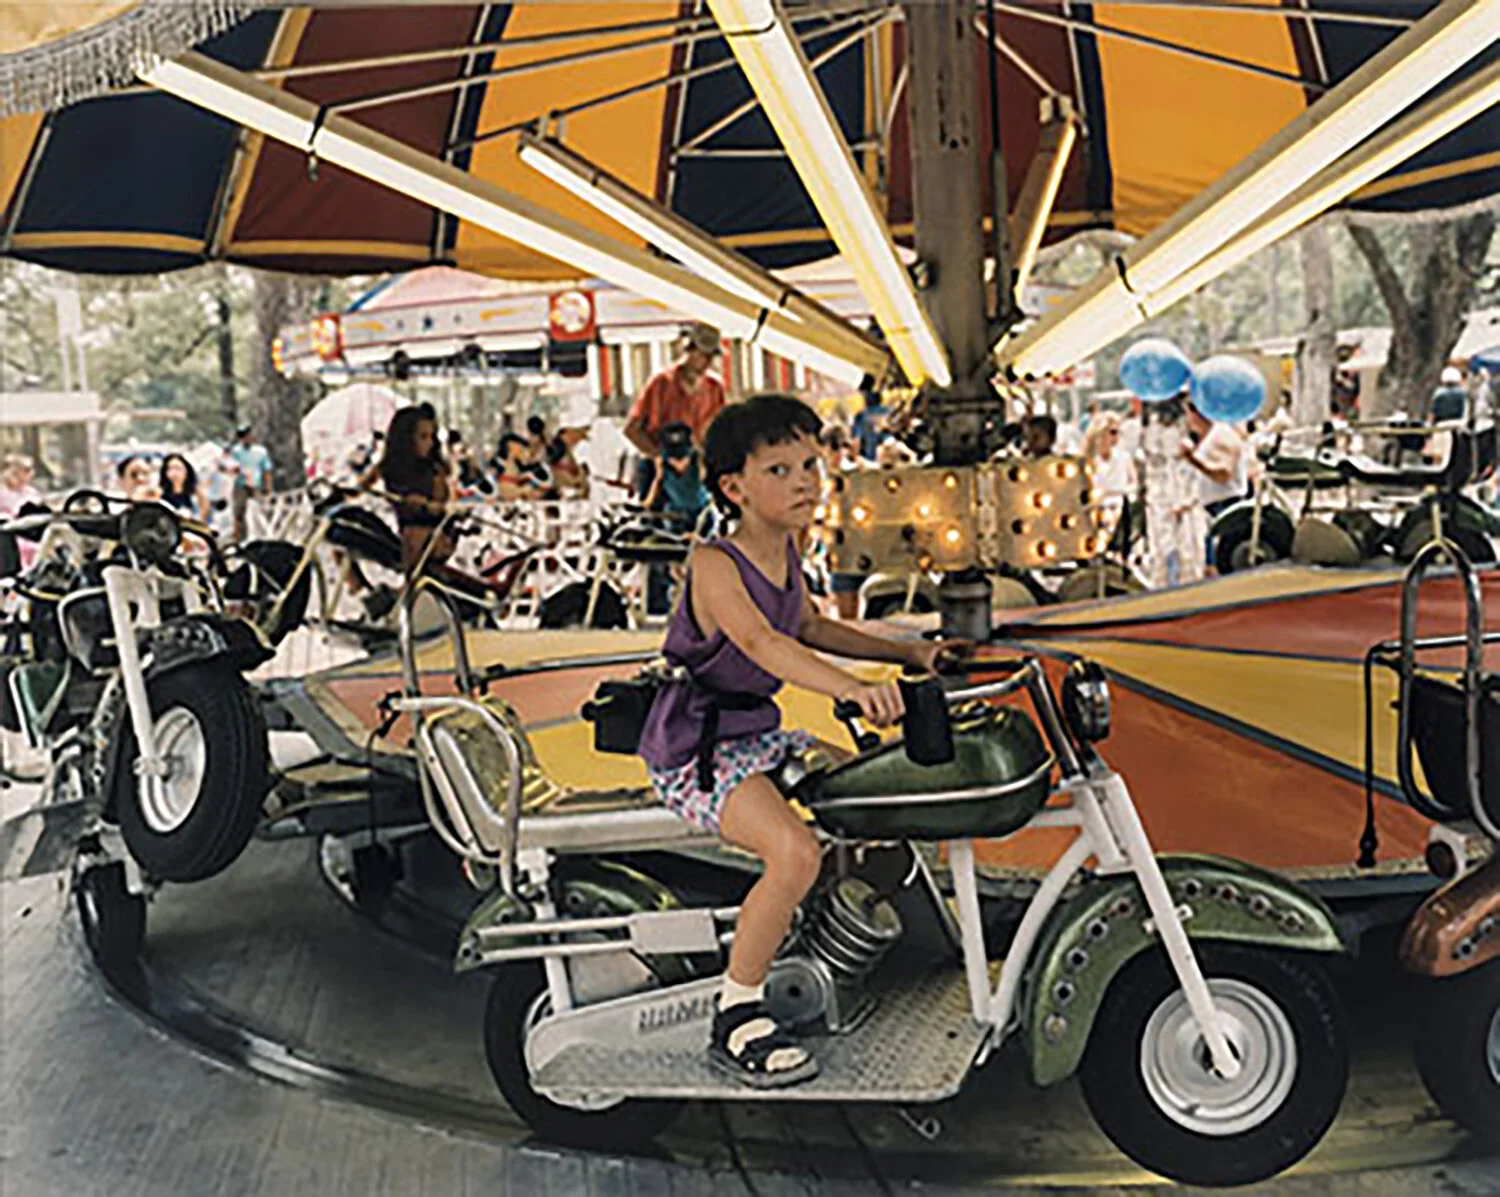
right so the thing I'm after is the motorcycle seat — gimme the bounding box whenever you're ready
[1335,424,1496,491]
[790,707,1054,841]
[1408,672,1500,831]
[1268,455,1346,489]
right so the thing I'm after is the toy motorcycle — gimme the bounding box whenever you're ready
[0,495,271,957]
[1366,540,1500,1142]
[399,584,1353,1187]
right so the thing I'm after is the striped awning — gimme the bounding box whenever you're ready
[3,2,1499,280]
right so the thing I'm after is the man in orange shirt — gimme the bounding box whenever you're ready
[625,322,727,489]
[626,323,726,613]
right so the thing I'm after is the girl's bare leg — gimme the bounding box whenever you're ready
[717,772,823,986]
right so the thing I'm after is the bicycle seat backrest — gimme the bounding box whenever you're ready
[325,503,403,571]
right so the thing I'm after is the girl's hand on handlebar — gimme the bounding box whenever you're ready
[840,681,904,728]
[905,638,973,674]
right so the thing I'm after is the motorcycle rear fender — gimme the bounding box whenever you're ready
[455,857,686,973]
[1025,854,1346,1088]
[1399,854,1500,979]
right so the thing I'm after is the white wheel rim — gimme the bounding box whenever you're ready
[1487,1001,1500,1086]
[1140,977,1299,1138]
[139,707,208,834]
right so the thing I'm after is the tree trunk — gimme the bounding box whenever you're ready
[1347,213,1496,421]
[1295,221,1335,427]
[249,270,318,490]
[214,263,237,435]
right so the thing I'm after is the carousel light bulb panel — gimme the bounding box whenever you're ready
[821,458,1096,574]
[986,455,1099,569]
[822,466,983,574]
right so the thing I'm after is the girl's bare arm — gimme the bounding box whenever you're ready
[692,548,860,699]
[798,594,919,666]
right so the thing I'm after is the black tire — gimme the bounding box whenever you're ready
[1396,522,1496,566]
[862,591,936,620]
[1214,518,1293,575]
[351,842,401,918]
[114,663,268,883]
[537,580,628,630]
[226,540,311,644]
[75,862,145,968]
[1080,944,1348,1187]
[1414,961,1500,1143]
[484,962,683,1146]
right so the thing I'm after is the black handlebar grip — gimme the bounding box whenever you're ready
[900,676,955,766]
[833,699,864,723]
[580,699,608,722]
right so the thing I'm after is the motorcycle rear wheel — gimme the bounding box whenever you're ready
[1414,960,1500,1144]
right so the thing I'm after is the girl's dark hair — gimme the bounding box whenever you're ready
[378,402,444,490]
[526,415,547,438]
[498,432,529,462]
[703,392,822,518]
[159,453,198,498]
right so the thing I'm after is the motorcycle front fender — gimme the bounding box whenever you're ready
[1400,855,1500,979]
[1024,854,1346,1088]
[144,614,272,681]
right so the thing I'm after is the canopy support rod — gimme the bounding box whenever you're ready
[707,0,951,387]
[334,4,882,118]
[518,132,883,362]
[994,2,1327,92]
[456,5,880,152]
[1009,98,1079,298]
[145,52,892,389]
[971,13,1062,99]
[997,0,1500,376]
[676,7,897,153]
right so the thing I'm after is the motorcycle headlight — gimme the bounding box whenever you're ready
[122,502,181,568]
[1061,658,1111,743]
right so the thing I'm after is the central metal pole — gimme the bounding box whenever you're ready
[904,1,994,463]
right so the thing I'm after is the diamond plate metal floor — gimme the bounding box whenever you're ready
[534,969,986,1103]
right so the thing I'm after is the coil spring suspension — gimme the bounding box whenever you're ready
[803,876,903,984]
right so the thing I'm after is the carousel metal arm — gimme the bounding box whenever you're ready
[141,53,889,389]
[998,0,1500,377]
[706,0,952,387]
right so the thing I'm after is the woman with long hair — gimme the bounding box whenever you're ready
[369,403,453,571]
[159,453,209,521]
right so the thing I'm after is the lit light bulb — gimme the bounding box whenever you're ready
[851,504,872,526]
[943,472,959,489]
[943,526,963,547]
[1059,513,1078,531]
[915,502,934,520]
[813,503,828,522]
[1055,461,1079,480]
[1009,466,1028,484]
[885,476,901,492]
[1031,492,1054,510]
[1037,540,1058,560]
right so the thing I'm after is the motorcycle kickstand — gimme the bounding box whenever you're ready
[895,1106,943,1143]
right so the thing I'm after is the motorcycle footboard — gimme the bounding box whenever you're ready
[531,969,986,1104]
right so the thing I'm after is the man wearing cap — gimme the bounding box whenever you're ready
[229,423,273,542]
[624,323,727,500]
[1431,366,1469,423]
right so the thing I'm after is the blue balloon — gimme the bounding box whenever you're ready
[1119,338,1193,402]
[1190,355,1267,423]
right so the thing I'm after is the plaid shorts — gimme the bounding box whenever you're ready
[647,729,817,835]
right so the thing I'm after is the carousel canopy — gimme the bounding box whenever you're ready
[4,2,1500,282]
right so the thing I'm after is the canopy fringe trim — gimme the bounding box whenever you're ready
[0,0,270,117]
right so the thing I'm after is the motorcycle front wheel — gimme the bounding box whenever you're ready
[1080,943,1347,1187]
[114,662,268,883]
[1414,960,1500,1144]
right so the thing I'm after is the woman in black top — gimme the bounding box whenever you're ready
[159,453,209,521]
[370,403,453,571]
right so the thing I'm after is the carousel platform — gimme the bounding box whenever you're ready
[7,783,1499,1197]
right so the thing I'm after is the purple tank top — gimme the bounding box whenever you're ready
[638,537,804,772]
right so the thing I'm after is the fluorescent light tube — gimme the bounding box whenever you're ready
[708,0,951,387]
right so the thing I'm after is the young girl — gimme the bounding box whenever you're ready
[638,394,963,1088]
[369,403,453,571]
[159,453,209,522]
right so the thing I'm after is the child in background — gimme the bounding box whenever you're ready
[371,403,453,571]
[638,394,967,1088]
